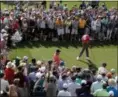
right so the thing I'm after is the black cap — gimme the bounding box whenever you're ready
[56,49,61,53]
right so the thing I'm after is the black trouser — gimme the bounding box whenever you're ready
[79,43,89,57]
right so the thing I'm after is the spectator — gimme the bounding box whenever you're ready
[58,74,68,90]
[0,70,9,93]
[93,83,109,97]
[46,77,57,97]
[80,85,94,97]
[8,78,20,97]
[98,63,108,74]
[4,61,15,84]
[91,74,104,93]
[68,75,80,96]
[107,79,118,97]
[57,83,71,97]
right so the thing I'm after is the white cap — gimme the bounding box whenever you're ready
[97,75,102,80]
[81,80,87,84]
[109,91,114,96]
[63,83,68,88]
[1,29,7,33]
[6,61,12,68]
[23,56,28,61]
[110,68,115,73]
[37,60,42,65]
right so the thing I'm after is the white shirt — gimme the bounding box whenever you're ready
[40,20,46,28]
[68,82,80,96]
[48,18,54,29]
[98,67,107,74]
[57,90,71,97]
[91,20,97,30]
[91,81,103,93]
[0,78,9,92]
[36,71,43,79]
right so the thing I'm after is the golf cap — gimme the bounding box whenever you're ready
[110,68,115,74]
[97,75,102,80]
[23,56,28,61]
[109,91,114,96]
[56,49,61,52]
[63,83,68,88]
[81,80,87,84]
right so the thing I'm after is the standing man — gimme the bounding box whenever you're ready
[76,32,90,60]
[53,49,61,68]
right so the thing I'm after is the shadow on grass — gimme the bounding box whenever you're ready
[79,60,98,70]
[11,40,117,50]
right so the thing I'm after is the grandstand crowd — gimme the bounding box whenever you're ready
[0,1,118,97]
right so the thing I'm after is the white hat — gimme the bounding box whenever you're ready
[97,75,102,80]
[1,29,7,33]
[23,56,28,61]
[5,25,9,29]
[63,83,68,88]
[6,62,13,68]
[81,80,87,84]
[37,60,42,65]
[110,68,116,73]
[109,91,114,96]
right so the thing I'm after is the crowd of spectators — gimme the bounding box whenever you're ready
[0,49,118,97]
[0,2,118,46]
[0,1,118,97]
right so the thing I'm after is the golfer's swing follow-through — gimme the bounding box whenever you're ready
[76,32,90,60]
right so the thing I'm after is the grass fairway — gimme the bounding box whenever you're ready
[8,41,117,70]
[1,1,118,10]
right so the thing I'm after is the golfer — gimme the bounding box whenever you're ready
[76,32,90,60]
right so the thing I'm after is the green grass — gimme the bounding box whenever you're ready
[8,41,117,70]
[1,1,118,11]
[1,2,15,10]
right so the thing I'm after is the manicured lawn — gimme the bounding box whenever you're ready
[8,41,117,70]
[1,1,118,10]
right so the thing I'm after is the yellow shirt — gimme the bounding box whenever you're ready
[79,18,86,28]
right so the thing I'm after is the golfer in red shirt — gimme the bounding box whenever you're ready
[53,49,61,67]
[76,32,90,60]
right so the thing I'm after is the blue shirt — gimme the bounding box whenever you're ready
[107,86,118,97]
[28,72,37,82]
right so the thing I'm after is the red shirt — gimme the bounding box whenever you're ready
[53,53,60,66]
[4,68,15,84]
[82,34,90,44]
[12,21,19,32]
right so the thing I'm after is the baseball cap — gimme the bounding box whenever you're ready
[81,80,87,84]
[110,68,116,74]
[23,56,28,61]
[97,75,102,80]
[109,91,114,96]
[63,83,68,88]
